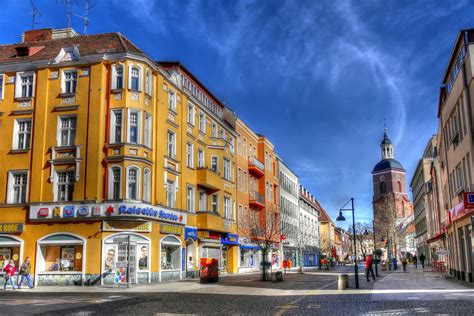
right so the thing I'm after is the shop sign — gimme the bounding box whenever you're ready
[103,221,152,232]
[160,224,183,235]
[221,233,239,245]
[436,250,449,256]
[198,231,220,240]
[77,206,89,217]
[185,227,198,240]
[0,223,23,233]
[63,206,75,218]
[464,192,474,209]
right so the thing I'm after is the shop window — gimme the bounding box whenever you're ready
[37,234,84,273]
[0,236,22,268]
[103,234,150,276]
[240,248,255,267]
[161,236,181,270]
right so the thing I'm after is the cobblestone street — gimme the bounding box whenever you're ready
[2,265,474,315]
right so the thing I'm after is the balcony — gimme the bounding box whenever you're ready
[49,145,82,181]
[196,167,222,191]
[197,211,236,233]
[249,190,265,209]
[248,156,265,177]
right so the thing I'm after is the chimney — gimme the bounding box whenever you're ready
[23,28,53,43]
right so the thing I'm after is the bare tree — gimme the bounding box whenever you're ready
[374,195,399,259]
[249,206,281,281]
[295,215,318,273]
[347,222,370,260]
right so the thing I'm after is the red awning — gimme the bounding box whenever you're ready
[427,232,446,244]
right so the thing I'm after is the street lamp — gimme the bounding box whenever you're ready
[363,220,379,277]
[336,197,359,289]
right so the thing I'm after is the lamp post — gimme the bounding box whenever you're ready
[336,197,359,289]
[364,220,379,277]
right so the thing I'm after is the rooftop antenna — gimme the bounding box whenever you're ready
[74,0,96,34]
[57,0,75,36]
[30,0,41,30]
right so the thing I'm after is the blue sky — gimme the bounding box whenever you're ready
[1,0,473,226]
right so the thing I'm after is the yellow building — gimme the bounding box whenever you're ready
[0,28,238,286]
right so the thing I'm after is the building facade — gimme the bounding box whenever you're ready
[298,185,321,267]
[0,28,239,286]
[277,157,300,267]
[318,204,335,259]
[372,128,414,259]
[437,29,474,282]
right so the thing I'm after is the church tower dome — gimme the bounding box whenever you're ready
[372,128,405,173]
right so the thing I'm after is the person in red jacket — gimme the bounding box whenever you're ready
[3,259,17,290]
[365,255,376,282]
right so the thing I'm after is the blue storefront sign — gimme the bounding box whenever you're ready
[185,227,198,241]
[221,233,239,245]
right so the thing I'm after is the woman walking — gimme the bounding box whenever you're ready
[3,260,16,290]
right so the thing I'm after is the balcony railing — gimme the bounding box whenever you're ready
[49,145,82,182]
[249,190,265,208]
[248,156,265,177]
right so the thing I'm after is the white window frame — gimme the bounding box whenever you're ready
[126,166,141,201]
[169,90,176,112]
[199,190,206,212]
[107,166,122,200]
[199,111,206,133]
[61,69,78,94]
[55,170,75,202]
[143,168,151,203]
[187,185,195,213]
[187,102,195,126]
[186,143,194,168]
[197,149,205,168]
[211,156,218,173]
[223,158,231,180]
[224,196,232,219]
[0,74,4,100]
[7,170,29,204]
[57,115,77,147]
[127,109,142,144]
[166,180,176,208]
[243,171,248,193]
[237,168,242,191]
[15,71,35,98]
[128,64,143,91]
[212,122,218,137]
[110,109,123,144]
[144,113,152,148]
[167,130,176,158]
[211,194,219,213]
[237,136,241,154]
[13,118,32,150]
[145,69,152,96]
[111,63,124,90]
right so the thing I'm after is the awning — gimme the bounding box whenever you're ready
[427,232,446,244]
[240,245,260,250]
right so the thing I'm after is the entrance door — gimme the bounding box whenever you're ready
[221,246,228,272]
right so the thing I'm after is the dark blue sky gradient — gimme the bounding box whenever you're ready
[2,0,473,225]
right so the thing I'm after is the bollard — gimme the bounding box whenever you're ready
[338,274,348,290]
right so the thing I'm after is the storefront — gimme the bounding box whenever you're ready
[198,231,223,269]
[239,238,260,273]
[185,227,198,278]
[303,246,319,267]
[0,232,23,284]
[283,244,298,267]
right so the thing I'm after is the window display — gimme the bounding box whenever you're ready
[161,236,181,270]
[40,245,83,272]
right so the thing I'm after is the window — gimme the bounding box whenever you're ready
[243,138,247,157]
[198,149,204,168]
[13,119,31,150]
[167,131,176,158]
[110,110,123,143]
[187,185,195,212]
[186,143,194,168]
[187,103,195,125]
[57,171,75,202]
[211,156,218,173]
[237,168,242,191]
[212,122,218,137]
[169,90,176,111]
[128,111,140,144]
[145,69,152,95]
[144,113,152,148]
[109,167,121,200]
[224,158,231,180]
[238,205,243,225]
[237,136,241,154]
[211,194,219,214]
[129,65,141,91]
[143,168,151,202]
[62,70,77,94]
[243,171,248,192]
[58,116,77,146]
[38,242,83,273]
[127,167,139,200]
[161,236,181,270]
[199,190,206,211]
[166,180,176,208]
[7,171,28,204]
[199,112,206,132]
[0,74,4,99]
[224,196,232,219]
[111,64,123,90]
[15,72,34,98]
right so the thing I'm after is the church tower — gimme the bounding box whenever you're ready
[372,128,413,255]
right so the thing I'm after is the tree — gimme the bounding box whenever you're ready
[347,222,374,261]
[374,194,399,259]
[249,206,281,281]
[295,214,318,274]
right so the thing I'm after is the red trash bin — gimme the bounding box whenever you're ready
[200,258,219,283]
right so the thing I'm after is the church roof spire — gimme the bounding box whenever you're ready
[380,127,394,159]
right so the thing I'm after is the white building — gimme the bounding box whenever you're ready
[299,185,321,267]
[277,157,300,266]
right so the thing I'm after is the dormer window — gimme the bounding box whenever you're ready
[62,70,77,94]
[15,46,29,57]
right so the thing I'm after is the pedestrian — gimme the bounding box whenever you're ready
[3,259,16,290]
[365,254,376,282]
[413,254,418,269]
[420,253,426,269]
[402,256,407,272]
[18,257,33,289]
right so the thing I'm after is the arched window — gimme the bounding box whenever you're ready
[143,168,151,202]
[126,166,140,200]
[130,66,140,91]
[108,166,122,200]
[380,181,387,194]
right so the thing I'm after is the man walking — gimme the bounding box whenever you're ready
[413,254,418,269]
[366,254,376,282]
[18,257,33,289]
[3,259,16,290]
[420,253,426,269]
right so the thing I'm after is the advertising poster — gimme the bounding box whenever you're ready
[138,245,148,271]
[61,246,75,271]
[104,245,117,271]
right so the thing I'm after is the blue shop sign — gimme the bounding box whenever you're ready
[221,233,239,245]
[185,227,197,241]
